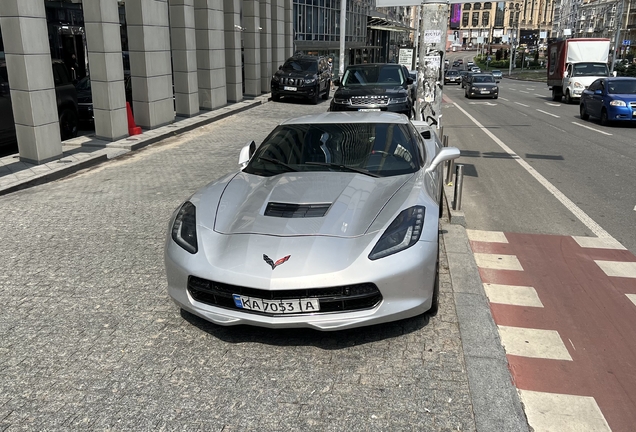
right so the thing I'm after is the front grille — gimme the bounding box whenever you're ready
[349,95,389,106]
[281,77,302,86]
[629,102,636,109]
[187,276,382,315]
[265,202,331,218]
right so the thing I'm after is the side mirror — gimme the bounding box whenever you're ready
[333,78,340,86]
[278,65,282,70]
[426,147,460,173]
[406,77,413,85]
[594,89,602,95]
[564,71,569,78]
[239,140,256,168]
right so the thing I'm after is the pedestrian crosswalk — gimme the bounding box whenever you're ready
[467,229,636,432]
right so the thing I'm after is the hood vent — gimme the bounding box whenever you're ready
[265,202,332,218]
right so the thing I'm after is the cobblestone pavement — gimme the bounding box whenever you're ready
[0,99,476,431]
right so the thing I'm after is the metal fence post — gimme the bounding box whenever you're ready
[442,135,448,147]
[446,157,454,185]
[453,164,464,210]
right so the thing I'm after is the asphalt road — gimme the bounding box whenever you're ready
[441,69,636,254]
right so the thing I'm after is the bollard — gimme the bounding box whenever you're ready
[453,164,464,211]
[439,126,444,140]
[442,135,448,148]
[446,157,454,185]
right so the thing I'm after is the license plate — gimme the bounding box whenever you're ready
[283,86,297,91]
[358,108,381,112]
[480,90,490,94]
[232,294,320,314]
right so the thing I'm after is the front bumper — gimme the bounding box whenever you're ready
[607,104,636,121]
[329,101,411,117]
[467,88,498,98]
[271,81,318,99]
[445,78,461,84]
[165,230,437,331]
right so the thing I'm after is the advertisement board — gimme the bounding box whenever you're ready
[450,4,461,30]
[398,48,414,69]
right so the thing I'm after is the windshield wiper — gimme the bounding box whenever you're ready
[305,162,380,178]
[258,156,298,172]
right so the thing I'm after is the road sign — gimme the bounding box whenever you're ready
[623,40,631,46]
[487,56,492,62]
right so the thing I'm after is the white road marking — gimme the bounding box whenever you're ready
[545,102,561,106]
[569,339,576,351]
[468,102,497,106]
[518,390,611,432]
[518,112,528,116]
[500,97,510,101]
[634,205,636,211]
[466,229,508,243]
[519,90,530,94]
[451,99,618,240]
[484,284,544,307]
[594,260,636,278]
[572,121,613,136]
[514,102,529,107]
[534,93,544,97]
[536,109,560,118]
[572,236,626,250]
[526,88,535,90]
[474,253,524,271]
[627,294,636,307]
[498,326,573,360]
[547,123,568,133]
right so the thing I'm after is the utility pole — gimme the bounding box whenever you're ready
[339,0,347,79]
[610,0,625,73]
[416,0,449,130]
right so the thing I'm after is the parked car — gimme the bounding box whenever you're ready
[491,70,503,82]
[330,63,414,118]
[75,75,133,124]
[444,69,461,85]
[164,111,461,330]
[579,77,636,126]
[0,59,78,149]
[464,73,499,99]
[271,54,331,104]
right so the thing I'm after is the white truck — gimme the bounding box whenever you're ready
[547,38,611,104]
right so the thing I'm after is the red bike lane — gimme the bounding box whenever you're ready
[468,231,636,432]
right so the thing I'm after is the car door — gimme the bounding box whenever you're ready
[586,80,603,117]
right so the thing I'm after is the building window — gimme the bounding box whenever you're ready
[495,1,505,27]
[472,11,479,26]
[482,11,490,26]
[474,3,481,10]
[484,2,492,9]
[463,12,470,26]
[464,3,471,10]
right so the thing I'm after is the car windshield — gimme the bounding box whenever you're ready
[473,75,495,83]
[281,59,317,73]
[75,76,91,91]
[341,65,406,86]
[244,122,421,177]
[607,80,636,94]
[492,70,501,74]
[446,70,459,75]
[572,63,609,77]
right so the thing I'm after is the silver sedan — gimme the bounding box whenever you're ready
[165,112,460,331]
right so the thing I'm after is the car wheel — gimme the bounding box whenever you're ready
[600,108,610,126]
[322,82,330,100]
[311,86,320,105]
[272,92,280,102]
[552,88,561,101]
[580,103,589,120]
[564,91,572,104]
[59,108,79,140]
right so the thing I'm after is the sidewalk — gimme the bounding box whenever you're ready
[0,95,270,196]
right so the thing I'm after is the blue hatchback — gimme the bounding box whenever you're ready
[580,77,636,126]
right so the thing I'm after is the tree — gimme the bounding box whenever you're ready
[496,49,502,61]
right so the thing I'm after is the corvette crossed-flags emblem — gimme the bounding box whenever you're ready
[263,254,291,270]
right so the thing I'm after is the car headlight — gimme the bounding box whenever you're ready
[304,77,316,85]
[389,97,408,104]
[333,98,350,105]
[369,206,425,260]
[272,75,280,83]
[609,100,626,107]
[573,82,584,88]
[171,201,198,254]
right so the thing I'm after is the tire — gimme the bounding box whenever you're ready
[322,82,330,100]
[564,90,572,104]
[59,108,78,140]
[311,86,320,105]
[493,95,498,99]
[580,103,589,120]
[272,92,280,102]
[600,109,610,126]
[552,88,561,102]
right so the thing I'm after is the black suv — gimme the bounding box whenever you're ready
[1,59,79,150]
[271,55,331,104]
[329,63,414,118]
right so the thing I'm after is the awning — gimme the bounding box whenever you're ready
[367,16,414,32]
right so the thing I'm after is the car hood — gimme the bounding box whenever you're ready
[274,70,316,80]
[471,82,497,87]
[607,94,636,102]
[205,172,411,237]
[335,86,408,98]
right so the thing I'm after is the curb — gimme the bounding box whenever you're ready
[442,187,530,432]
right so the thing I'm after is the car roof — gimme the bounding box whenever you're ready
[281,111,411,125]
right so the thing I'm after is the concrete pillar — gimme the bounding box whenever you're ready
[0,0,62,164]
[284,0,293,58]
[169,0,200,117]
[224,0,243,102]
[242,0,261,97]
[194,0,227,109]
[83,0,128,141]
[259,0,272,92]
[271,0,285,76]
[126,0,175,129]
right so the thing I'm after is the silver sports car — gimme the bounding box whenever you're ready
[165,112,460,331]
